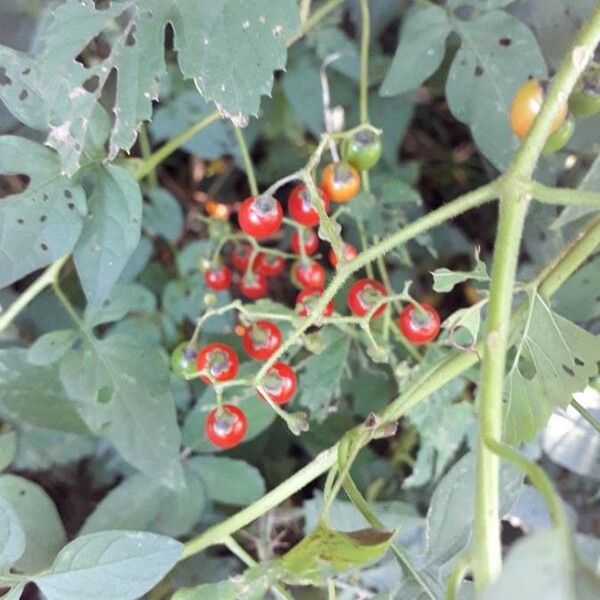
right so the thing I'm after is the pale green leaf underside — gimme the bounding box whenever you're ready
[505,295,600,445]
[0,494,25,572]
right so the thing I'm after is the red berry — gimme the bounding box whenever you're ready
[296,289,334,318]
[239,273,268,299]
[243,320,283,361]
[258,362,297,405]
[196,342,239,384]
[291,228,319,255]
[231,243,252,271]
[205,404,247,449]
[254,252,285,277]
[293,260,326,291]
[288,184,330,227]
[204,265,232,291]
[238,195,283,239]
[397,303,441,345]
[347,279,387,317]
[328,243,358,267]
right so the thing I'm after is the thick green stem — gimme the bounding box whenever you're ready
[531,181,600,206]
[233,126,259,197]
[138,122,158,188]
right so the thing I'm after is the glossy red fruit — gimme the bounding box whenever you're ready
[347,279,387,317]
[231,243,252,271]
[254,252,285,277]
[293,260,326,291]
[291,228,319,255]
[205,404,247,449]
[239,273,268,299]
[288,184,330,227]
[238,194,283,239]
[295,289,334,318]
[320,161,361,203]
[258,362,297,405]
[397,303,441,345]
[204,265,232,291]
[328,243,358,267]
[243,320,283,361]
[196,342,239,384]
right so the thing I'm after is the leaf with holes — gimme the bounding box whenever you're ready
[380,5,451,96]
[446,10,546,170]
[505,294,600,445]
[0,136,86,288]
[431,247,489,293]
[0,0,298,174]
[73,165,143,307]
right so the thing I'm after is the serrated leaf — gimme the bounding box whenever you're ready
[74,165,143,306]
[0,348,90,434]
[298,330,350,422]
[27,329,78,366]
[80,468,205,538]
[280,522,394,585]
[446,11,546,170]
[34,530,182,600]
[0,431,17,471]
[59,334,183,487]
[0,136,86,287]
[482,528,600,600]
[0,474,67,572]
[380,5,451,96]
[83,284,156,329]
[187,456,265,506]
[431,248,489,293]
[143,188,184,242]
[0,494,25,572]
[505,295,600,445]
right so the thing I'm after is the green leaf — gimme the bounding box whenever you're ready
[0,474,67,572]
[0,136,86,288]
[280,522,394,585]
[0,431,17,472]
[380,5,451,95]
[176,241,214,277]
[431,247,489,293]
[298,330,350,422]
[0,349,90,434]
[446,11,546,170]
[552,255,600,322]
[34,530,182,600]
[27,329,78,366]
[187,456,265,506]
[83,284,156,329]
[0,494,25,572]
[143,188,184,243]
[505,295,600,445]
[440,303,484,348]
[482,528,600,600]
[74,165,143,306]
[59,334,183,487]
[448,0,517,8]
[80,468,206,538]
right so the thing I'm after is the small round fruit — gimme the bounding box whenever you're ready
[196,342,239,383]
[320,161,361,203]
[254,252,285,277]
[204,265,232,291]
[397,303,441,345]
[347,279,387,317]
[543,114,575,154]
[509,79,567,139]
[243,320,283,361]
[342,128,382,170]
[205,404,247,449]
[231,243,252,271]
[238,194,283,239]
[295,289,334,318]
[288,184,330,227]
[328,243,358,267]
[293,260,326,291]
[239,273,268,299]
[291,228,319,255]
[258,362,297,405]
[170,343,197,378]
[569,63,600,117]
